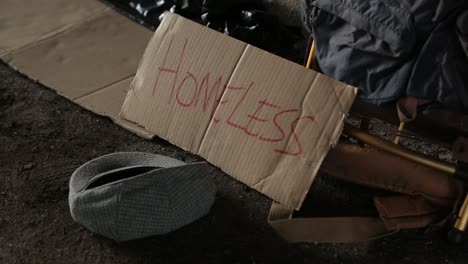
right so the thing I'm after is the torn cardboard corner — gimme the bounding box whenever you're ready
[121,12,357,210]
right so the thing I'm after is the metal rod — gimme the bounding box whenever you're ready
[344,124,457,175]
[306,41,316,70]
[455,195,468,231]
[394,121,405,144]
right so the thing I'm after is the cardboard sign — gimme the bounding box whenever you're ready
[121,13,357,209]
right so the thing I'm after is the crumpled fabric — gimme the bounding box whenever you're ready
[302,0,468,110]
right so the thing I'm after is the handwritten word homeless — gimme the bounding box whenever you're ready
[152,39,316,157]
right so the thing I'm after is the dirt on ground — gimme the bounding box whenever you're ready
[1,61,467,263]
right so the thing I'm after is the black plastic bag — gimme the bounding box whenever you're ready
[101,0,203,30]
[101,0,306,63]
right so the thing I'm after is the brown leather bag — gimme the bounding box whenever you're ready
[269,142,464,242]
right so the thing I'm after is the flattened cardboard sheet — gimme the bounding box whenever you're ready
[121,13,357,209]
[0,0,153,138]
[2,10,152,100]
[0,0,107,56]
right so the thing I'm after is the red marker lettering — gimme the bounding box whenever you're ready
[151,37,188,104]
[175,72,198,107]
[274,115,315,156]
[150,38,318,158]
[212,98,229,123]
[226,82,254,131]
[244,99,280,137]
[259,109,298,142]
[199,73,223,115]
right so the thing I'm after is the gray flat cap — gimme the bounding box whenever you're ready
[69,152,216,241]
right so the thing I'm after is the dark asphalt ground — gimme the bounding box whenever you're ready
[1,61,468,263]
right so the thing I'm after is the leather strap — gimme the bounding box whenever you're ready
[268,201,398,243]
